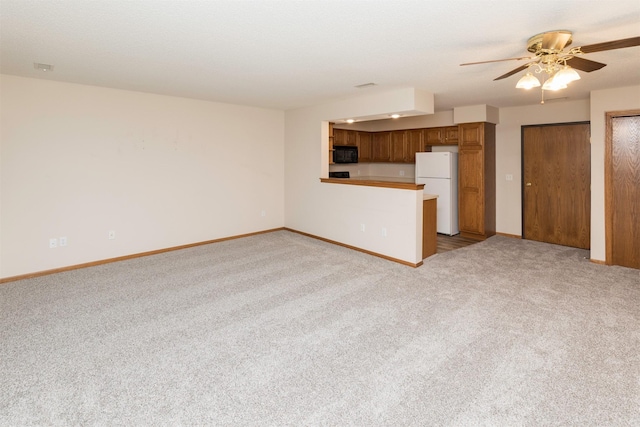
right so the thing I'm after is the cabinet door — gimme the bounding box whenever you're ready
[357,132,372,162]
[444,126,459,144]
[425,128,444,145]
[334,129,357,146]
[459,123,484,149]
[405,129,423,162]
[390,131,406,162]
[458,148,485,235]
[372,132,391,162]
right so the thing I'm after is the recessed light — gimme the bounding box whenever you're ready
[34,63,54,72]
[346,119,355,124]
[390,114,401,119]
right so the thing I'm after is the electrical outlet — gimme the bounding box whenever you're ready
[506,174,513,181]
[59,236,67,247]
[360,223,365,232]
[108,230,115,240]
[381,227,387,237]
[49,238,57,248]
[261,210,266,217]
[399,170,405,176]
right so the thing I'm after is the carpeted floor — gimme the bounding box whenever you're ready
[1,231,638,426]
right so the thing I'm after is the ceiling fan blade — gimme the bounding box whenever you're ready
[460,56,532,66]
[541,31,572,50]
[493,63,531,81]
[578,36,640,53]
[566,56,607,72]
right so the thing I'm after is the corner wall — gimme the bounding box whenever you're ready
[590,85,640,261]
[0,75,285,278]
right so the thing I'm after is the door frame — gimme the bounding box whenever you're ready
[520,121,591,241]
[605,109,640,265]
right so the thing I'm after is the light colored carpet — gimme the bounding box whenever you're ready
[1,231,639,426]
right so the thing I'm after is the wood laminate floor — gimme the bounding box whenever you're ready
[436,234,480,254]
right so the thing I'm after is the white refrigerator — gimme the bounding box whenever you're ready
[415,152,459,236]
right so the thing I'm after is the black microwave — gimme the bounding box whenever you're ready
[333,145,358,163]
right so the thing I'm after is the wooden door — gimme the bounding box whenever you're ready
[522,123,591,249]
[606,112,640,269]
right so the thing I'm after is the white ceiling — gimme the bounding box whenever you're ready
[1,0,639,112]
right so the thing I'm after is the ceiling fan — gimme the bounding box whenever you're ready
[461,31,640,94]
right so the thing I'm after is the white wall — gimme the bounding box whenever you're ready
[590,85,640,261]
[0,75,285,278]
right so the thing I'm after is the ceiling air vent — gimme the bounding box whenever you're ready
[354,82,376,89]
[34,63,54,72]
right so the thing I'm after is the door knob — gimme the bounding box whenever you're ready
[526,182,532,187]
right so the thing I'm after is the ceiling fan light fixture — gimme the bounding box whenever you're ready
[515,72,541,89]
[553,65,581,85]
[542,75,568,91]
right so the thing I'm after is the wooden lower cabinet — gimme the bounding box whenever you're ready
[458,122,496,240]
[422,197,437,259]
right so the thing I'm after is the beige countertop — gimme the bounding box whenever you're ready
[423,194,438,200]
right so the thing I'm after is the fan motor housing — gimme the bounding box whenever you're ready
[527,30,573,54]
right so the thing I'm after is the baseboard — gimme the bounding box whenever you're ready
[284,228,423,268]
[589,259,607,265]
[459,232,486,241]
[0,228,286,284]
[496,232,522,239]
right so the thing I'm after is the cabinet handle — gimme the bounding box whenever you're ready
[526,182,532,187]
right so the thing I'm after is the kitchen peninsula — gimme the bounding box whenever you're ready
[320,176,438,259]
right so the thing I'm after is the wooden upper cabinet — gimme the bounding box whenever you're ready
[459,124,483,148]
[390,131,406,162]
[329,125,455,164]
[425,128,445,145]
[444,126,459,144]
[357,131,373,162]
[372,132,391,162]
[425,126,459,145]
[328,122,335,164]
[405,129,424,162]
[334,128,357,146]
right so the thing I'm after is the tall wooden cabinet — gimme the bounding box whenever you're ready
[458,122,496,240]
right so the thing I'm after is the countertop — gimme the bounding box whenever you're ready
[345,175,415,183]
[321,175,442,194]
